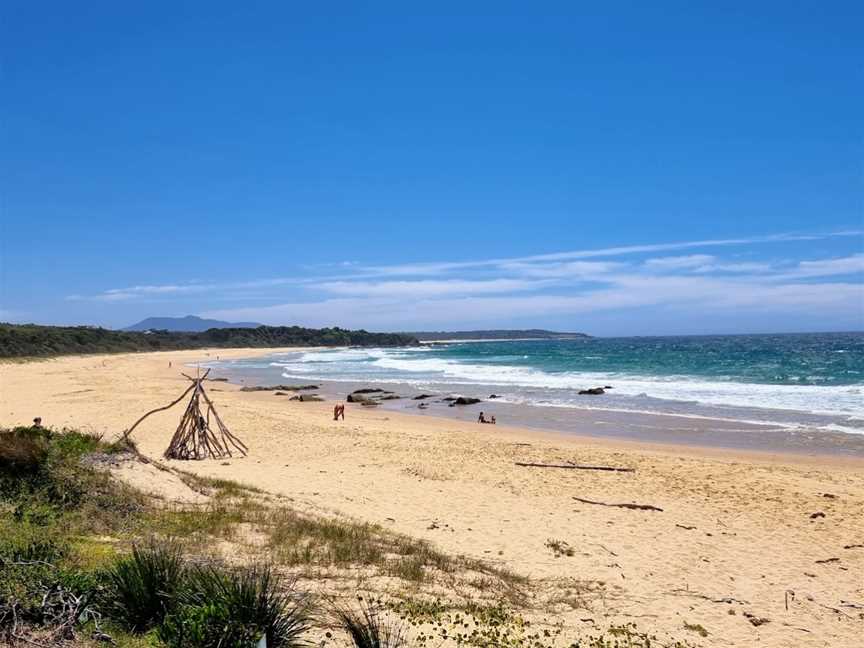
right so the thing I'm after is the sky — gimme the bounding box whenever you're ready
[1,2,862,336]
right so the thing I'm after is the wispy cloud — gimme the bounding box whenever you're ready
[358,229,862,278]
[65,228,864,332]
[645,254,716,270]
[317,278,546,298]
[67,277,302,302]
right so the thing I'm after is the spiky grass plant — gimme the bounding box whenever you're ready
[106,538,186,632]
[158,563,310,648]
[334,598,409,648]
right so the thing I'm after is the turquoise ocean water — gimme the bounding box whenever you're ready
[213,332,864,436]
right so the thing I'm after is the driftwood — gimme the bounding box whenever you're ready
[122,369,248,460]
[669,589,748,605]
[515,461,634,472]
[573,496,663,512]
[122,382,197,441]
[166,372,248,460]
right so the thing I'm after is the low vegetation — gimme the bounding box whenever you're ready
[0,322,417,359]
[0,425,695,647]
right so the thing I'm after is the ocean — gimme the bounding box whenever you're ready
[207,332,864,448]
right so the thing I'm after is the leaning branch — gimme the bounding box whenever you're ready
[122,381,196,441]
[515,461,635,472]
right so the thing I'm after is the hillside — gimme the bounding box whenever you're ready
[124,315,262,331]
[0,323,417,358]
[409,329,590,341]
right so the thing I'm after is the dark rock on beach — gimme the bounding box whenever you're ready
[578,387,606,395]
[450,397,482,406]
[413,394,435,400]
[348,388,400,404]
[289,394,324,402]
[241,384,319,392]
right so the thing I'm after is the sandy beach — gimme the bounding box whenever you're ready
[2,348,863,646]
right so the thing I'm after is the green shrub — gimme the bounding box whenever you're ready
[0,426,51,478]
[0,426,144,533]
[159,563,310,648]
[106,539,187,633]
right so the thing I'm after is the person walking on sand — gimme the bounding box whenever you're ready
[333,403,345,421]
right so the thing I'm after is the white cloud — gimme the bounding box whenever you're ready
[691,262,772,274]
[317,279,545,298]
[785,254,864,279]
[359,230,861,277]
[202,274,863,330]
[496,260,622,278]
[645,255,716,269]
[65,228,864,332]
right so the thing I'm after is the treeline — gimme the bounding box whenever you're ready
[0,323,418,358]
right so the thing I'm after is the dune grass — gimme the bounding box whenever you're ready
[1,426,693,647]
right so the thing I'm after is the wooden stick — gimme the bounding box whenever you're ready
[515,461,635,472]
[573,496,663,512]
[123,382,196,440]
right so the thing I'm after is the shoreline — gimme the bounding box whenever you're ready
[203,348,864,460]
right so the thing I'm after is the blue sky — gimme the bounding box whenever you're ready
[1,2,862,335]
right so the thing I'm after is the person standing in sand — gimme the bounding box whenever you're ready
[333,403,345,421]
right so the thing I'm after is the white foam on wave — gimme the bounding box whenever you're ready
[237,346,864,424]
[368,351,864,419]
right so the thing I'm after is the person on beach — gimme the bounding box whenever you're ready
[478,412,487,423]
[333,403,345,421]
[32,417,42,428]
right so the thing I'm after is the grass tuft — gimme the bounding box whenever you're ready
[106,538,186,633]
[335,597,409,648]
[158,563,310,648]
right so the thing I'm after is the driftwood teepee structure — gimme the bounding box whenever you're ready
[123,368,248,460]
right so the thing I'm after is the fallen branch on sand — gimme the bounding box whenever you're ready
[668,589,748,605]
[573,496,662,512]
[516,461,635,472]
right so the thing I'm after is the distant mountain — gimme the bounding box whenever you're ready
[123,315,262,332]
[408,329,590,341]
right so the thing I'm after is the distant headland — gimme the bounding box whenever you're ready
[407,329,590,341]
